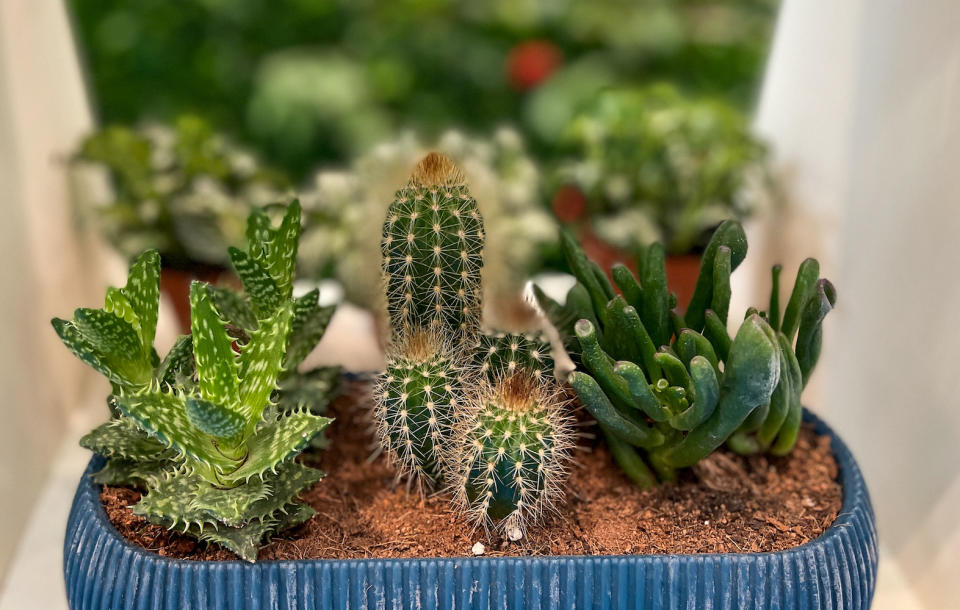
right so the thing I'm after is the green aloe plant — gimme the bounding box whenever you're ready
[537,220,835,486]
[55,200,334,561]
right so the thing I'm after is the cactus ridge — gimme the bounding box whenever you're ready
[374,330,466,490]
[474,330,554,382]
[381,153,485,344]
[450,374,574,537]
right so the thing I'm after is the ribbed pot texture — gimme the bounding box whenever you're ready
[64,410,878,609]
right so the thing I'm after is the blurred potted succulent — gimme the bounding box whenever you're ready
[72,114,292,328]
[62,156,875,609]
[553,84,770,306]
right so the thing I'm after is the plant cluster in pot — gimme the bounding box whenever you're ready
[61,155,876,609]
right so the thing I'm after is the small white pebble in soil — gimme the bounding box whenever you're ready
[507,527,523,542]
[472,542,485,556]
[704,520,710,526]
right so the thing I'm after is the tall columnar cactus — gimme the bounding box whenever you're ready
[381,153,485,344]
[537,221,835,486]
[373,330,465,488]
[473,330,554,382]
[56,201,334,561]
[451,374,575,538]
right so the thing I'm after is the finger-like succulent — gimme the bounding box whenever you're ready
[538,220,835,486]
[450,374,575,538]
[56,201,333,561]
[381,152,485,345]
[373,329,466,489]
[474,330,554,382]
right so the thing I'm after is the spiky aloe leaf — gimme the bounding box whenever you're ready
[122,249,161,351]
[237,302,293,431]
[189,282,240,407]
[156,335,194,386]
[104,287,141,339]
[114,391,232,469]
[207,285,258,331]
[90,457,170,488]
[285,290,334,371]
[194,502,314,562]
[80,417,169,461]
[229,247,281,316]
[52,319,129,385]
[133,470,219,530]
[194,462,323,527]
[263,200,301,299]
[275,366,341,413]
[219,411,332,485]
[184,397,245,448]
[189,473,271,527]
[72,308,152,384]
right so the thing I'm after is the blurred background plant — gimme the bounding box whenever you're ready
[67,0,780,319]
[552,84,770,263]
[68,0,778,179]
[73,115,291,272]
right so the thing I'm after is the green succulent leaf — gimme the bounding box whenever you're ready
[275,366,341,413]
[229,247,281,316]
[103,287,141,339]
[194,502,314,562]
[52,319,128,385]
[133,469,217,529]
[185,396,245,447]
[220,411,332,485]
[80,417,169,461]
[189,282,240,407]
[685,220,748,331]
[114,390,231,468]
[207,285,259,331]
[91,457,170,488]
[156,335,194,386]
[122,249,161,351]
[189,474,271,527]
[285,290,334,371]
[237,301,293,431]
[264,200,301,299]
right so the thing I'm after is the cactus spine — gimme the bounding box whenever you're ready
[474,330,554,382]
[381,153,485,344]
[452,375,574,537]
[374,330,465,488]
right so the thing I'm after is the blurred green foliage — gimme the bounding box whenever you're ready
[556,84,768,255]
[69,0,779,181]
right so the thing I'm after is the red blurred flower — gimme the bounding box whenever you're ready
[506,40,562,91]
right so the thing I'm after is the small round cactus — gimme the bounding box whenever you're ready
[474,330,554,382]
[451,374,575,538]
[381,153,485,345]
[373,330,466,489]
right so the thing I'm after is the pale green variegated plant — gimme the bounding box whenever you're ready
[55,200,335,561]
[206,201,340,446]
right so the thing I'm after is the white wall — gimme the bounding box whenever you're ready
[756,1,960,607]
[0,0,112,585]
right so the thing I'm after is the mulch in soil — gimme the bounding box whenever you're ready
[101,380,842,561]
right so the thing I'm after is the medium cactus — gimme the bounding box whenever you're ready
[451,374,574,538]
[381,152,485,344]
[537,221,835,487]
[373,330,466,489]
[474,330,554,382]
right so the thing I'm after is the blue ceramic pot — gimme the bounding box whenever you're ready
[64,411,877,609]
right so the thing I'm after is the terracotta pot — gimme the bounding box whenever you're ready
[159,266,228,331]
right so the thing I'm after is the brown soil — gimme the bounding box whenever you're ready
[101,381,841,561]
